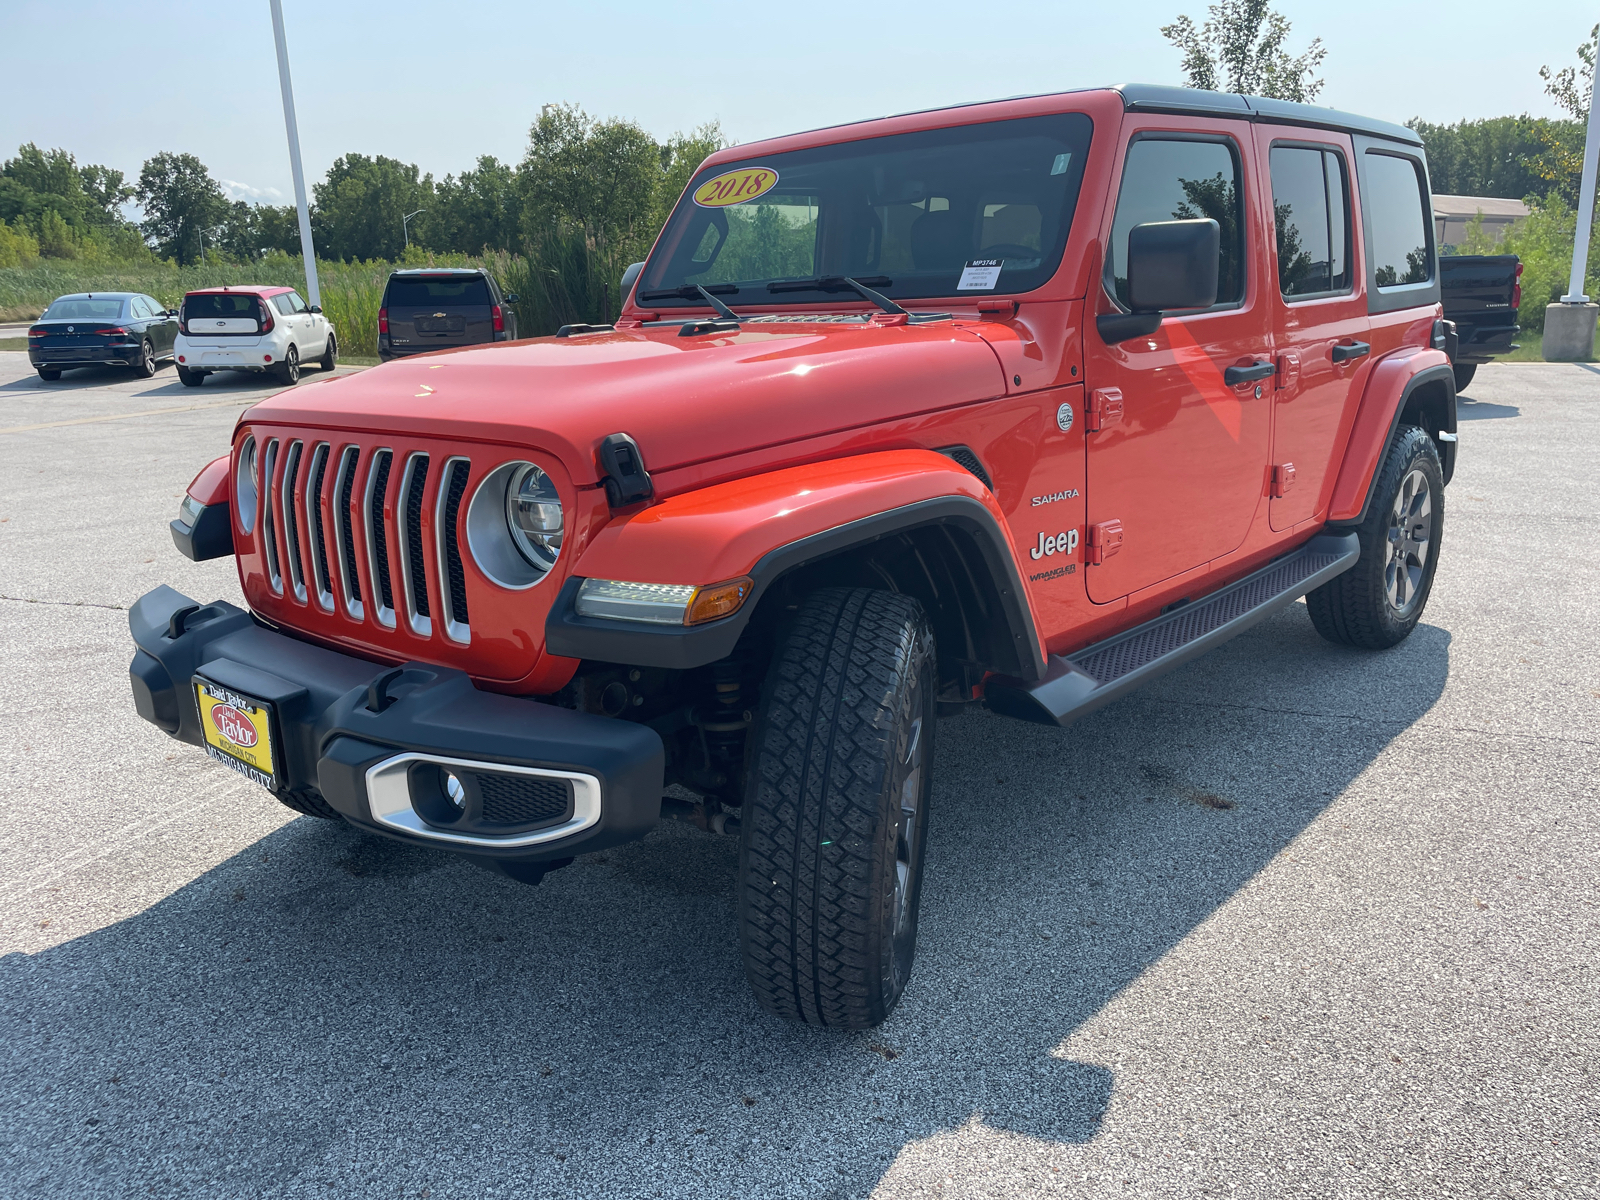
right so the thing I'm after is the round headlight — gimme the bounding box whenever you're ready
[505,463,563,570]
[235,436,258,533]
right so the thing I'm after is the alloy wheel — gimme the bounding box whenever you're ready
[1384,467,1433,615]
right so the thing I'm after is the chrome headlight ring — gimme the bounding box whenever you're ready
[465,460,565,589]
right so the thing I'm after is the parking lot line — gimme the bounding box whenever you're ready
[0,397,258,434]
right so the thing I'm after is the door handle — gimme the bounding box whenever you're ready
[1224,359,1277,386]
[1331,340,1371,362]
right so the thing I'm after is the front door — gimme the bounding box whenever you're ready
[1083,121,1274,603]
[1258,130,1370,530]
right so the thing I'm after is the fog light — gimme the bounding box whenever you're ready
[444,771,466,809]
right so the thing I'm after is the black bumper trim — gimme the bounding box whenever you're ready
[127,585,664,862]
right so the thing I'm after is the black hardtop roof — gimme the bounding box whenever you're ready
[1112,84,1421,147]
[734,83,1422,155]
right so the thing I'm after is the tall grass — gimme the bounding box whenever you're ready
[0,244,635,350]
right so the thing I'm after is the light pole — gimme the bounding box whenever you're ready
[1546,24,1600,359]
[268,0,321,308]
[403,209,427,250]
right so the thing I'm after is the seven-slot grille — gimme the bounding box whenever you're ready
[252,437,473,645]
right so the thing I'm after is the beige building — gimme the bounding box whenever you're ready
[1433,194,1530,250]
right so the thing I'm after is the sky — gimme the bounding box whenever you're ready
[3,0,1596,210]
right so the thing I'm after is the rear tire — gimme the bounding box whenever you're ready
[1452,362,1476,392]
[1307,425,1444,649]
[177,365,203,387]
[273,787,342,821]
[132,338,156,378]
[739,587,936,1029]
[275,345,300,386]
[36,368,61,381]
[319,334,337,371]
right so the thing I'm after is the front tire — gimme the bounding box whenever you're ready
[739,587,936,1029]
[319,334,337,372]
[1452,362,1476,392]
[1307,425,1444,649]
[275,345,300,386]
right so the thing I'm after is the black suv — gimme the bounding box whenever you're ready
[378,268,518,361]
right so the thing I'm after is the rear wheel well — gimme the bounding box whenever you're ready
[1398,375,1456,485]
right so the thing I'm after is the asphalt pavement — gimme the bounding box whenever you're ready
[0,352,1595,1199]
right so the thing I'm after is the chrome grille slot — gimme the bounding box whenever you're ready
[398,453,432,637]
[436,457,471,644]
[364,449,396,628]
[334,446,364,620]
[260,439,282,593]
[305,442,334,611]
[280,440,307,603]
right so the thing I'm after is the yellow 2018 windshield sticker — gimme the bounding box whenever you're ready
[692,167,780,208]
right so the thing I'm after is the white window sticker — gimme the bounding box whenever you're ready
[957,259,1003,291]
[1051,152,1073,176]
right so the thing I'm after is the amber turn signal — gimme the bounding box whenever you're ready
[685,576,753,626]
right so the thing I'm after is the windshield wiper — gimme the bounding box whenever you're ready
[637,284,743,321]
[766,276,905,315]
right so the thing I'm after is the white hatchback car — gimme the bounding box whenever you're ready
[174,285,336,387]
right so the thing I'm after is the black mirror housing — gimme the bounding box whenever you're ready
[619,261,645,303]
[1127,219,1219,312]
[504,292,520,303]
[308,305,322,314]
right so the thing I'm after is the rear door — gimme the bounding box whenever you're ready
[1257,131,1371,530]
[1082,119,1275,603]
[386,274,493,350]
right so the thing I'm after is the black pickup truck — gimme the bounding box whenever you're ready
[1439,254,1521,391]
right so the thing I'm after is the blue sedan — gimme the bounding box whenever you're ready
[29,292,179,381]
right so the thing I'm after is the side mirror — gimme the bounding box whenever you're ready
[308,305,323,314]
[1098,219,1220,344]
[166,309,178,317]
[503,292,520,304]
[619,261,645,303]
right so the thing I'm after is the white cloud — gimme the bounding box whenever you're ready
[220,179,284,202]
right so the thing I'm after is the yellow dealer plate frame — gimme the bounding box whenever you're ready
[692,166,780,208]
[194,676,280,790]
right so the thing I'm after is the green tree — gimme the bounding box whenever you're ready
[312,153,434,261]
[1161,0,1326,101]
[1529,25,1599,202]
[431,155,522,253]
[0,143,136,250]
[653,122,726,229]
[520,104,661,261]
[136,152,228,264]
[1407,116,1566,199]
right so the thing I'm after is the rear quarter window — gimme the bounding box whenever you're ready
[384,277,492,306]
[1364,152,1431,288]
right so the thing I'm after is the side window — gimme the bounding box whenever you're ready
[1365,152,1431,288]
[1110,137,1246,309]
[1269,146,1351,299]
[287,292,307,313]
[129,296,150,318]
[271,294,294,316]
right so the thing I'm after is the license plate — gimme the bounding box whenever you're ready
[194,677,279,789]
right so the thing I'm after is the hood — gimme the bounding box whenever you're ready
[246,321,1007,486]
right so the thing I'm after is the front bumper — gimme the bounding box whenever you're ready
[128,585,664,865]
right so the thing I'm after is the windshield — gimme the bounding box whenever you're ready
[43,297,125,321]
[640,113,1093,307]
[385,276,491,306]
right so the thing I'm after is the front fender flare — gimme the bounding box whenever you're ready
[545,450,1046,678]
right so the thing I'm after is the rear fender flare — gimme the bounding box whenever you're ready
[1327,349,1454,525]
[545,450,1046,679]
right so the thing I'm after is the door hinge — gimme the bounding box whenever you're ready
[1086,519,1123,564]
[1087,388,1124,432]
[1271,462,1297,497]
[1275,349,1300,391]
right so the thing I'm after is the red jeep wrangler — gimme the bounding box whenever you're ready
[131,85,1455,1029]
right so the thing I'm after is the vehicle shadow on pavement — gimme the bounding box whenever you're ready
[1456,397,1519,420]
[0,605,1450,1199]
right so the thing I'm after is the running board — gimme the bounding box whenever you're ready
[985,532,1360,727]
